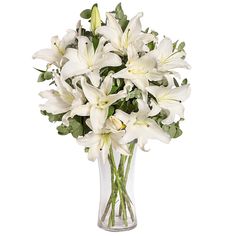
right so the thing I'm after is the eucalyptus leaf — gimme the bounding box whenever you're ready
[178,42,185,51]
[168,124,177,138]
[37,73,45,82]
[57,124,71,135]
[43,71,53,80]
[108,106,115,117]
[181,78,188,85]
[172,40,179,51]
[80,9,91,19]
[147,41,155,51]
[69,118,83,138]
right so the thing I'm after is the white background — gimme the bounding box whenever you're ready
[0,0,236,235]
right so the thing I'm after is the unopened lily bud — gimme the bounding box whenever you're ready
[91,4,101,35]
[109,116,125,131]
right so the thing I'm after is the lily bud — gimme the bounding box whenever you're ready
[108,116,126,131]
[91,4,101,35]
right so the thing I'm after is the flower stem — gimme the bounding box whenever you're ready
[124,142,136,184]
[101,143,136,228]
[109,148,128,227]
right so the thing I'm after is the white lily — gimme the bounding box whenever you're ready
[113,45,160,91]
[61,36,122,86]
[80,75,127,132]
[115,99,170,150]
[39,75,90,126]
[96,12,154,54]
[33,30,76,67]
[77,117,130,162]
[146,85,191,124]
[151,37,191,72]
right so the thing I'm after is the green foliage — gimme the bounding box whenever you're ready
[69,118,84,138]
[37,71,53,82]
[147,41,155,51]
[181,78,188,85]
[41,110,64,122]
[115,98,138,114]
[172,40,178,51]
[108,106,115,117]
[56,116,84,138]
[80,9,91,19]
[126,88,142,100]
[92,35,99,50]
[114,3,129,31]
[151,30,158,36]
[178,42,185,51]
[57,124,71,135]
[162,122,183,138]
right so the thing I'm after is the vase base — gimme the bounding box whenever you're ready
[98,218,137,232]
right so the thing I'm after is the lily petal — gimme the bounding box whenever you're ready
[87,71,101,87]
[32,49,59,64]
[114,110,131,124]
[80,77,104,104]
[100,74,113,95]
[107,90,126,106]
[122,12,143,45]
[39,90,70,114]
[88,146,99,161]
[77,132,100,146]
[90,106,108,131]
[94,52,122,69]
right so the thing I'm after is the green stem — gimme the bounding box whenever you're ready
[101,143,136,227]
[124,142,136,184]
[119,154,126,216]
[101,195,112,222]
[101,155,125,223]
[108,154,116,227]
[109,148,128,227]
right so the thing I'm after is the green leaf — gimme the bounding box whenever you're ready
[115,3,129,31]
[119,16,129,31]
[48,113,64,122]
[174,128,183,138]
[57,124,71,135]
[34,67,46,73]
[92,35,99,50]
[110,85,119,94]
[162,125,169,132]
[144,27,149,33]
[69,118,83,138]
[168,124,177,138]
[40,110,47,116]
[147,41,155,51]
[151,30,158,36]
[80,9,91,19]
[49,80,55,86]
[43,71,53,80]
[108,106,115,117]
[181,78,188,85]
[178,42,185,51]
[162,78,168,87]
[115,3,125,19]
[172,40,178,51]
[37,73,45,82]
[173,78,179,87]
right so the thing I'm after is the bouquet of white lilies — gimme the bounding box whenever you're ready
[33,3,191,231]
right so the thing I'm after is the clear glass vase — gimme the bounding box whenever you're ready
[97,142,137,232]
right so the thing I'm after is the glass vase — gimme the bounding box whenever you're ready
[97,142,137,232]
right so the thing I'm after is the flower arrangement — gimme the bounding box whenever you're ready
[33,3,191,231]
